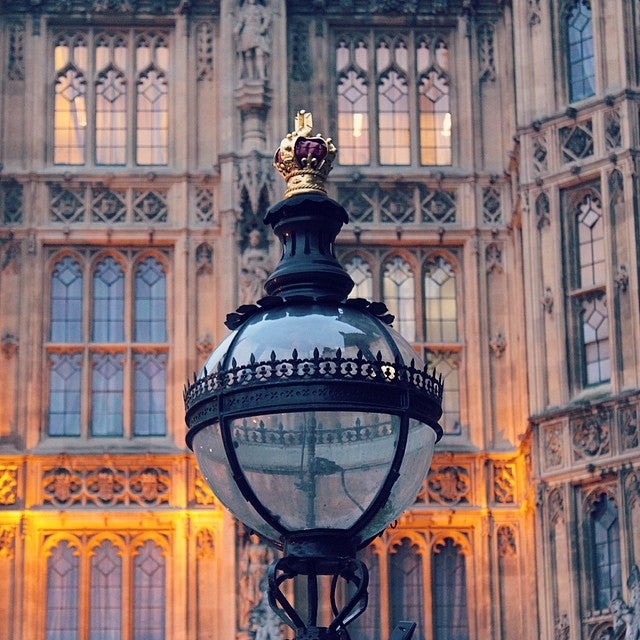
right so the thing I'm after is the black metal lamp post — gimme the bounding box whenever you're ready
[184,111,443,640]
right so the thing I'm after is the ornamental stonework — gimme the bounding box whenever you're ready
[191,464,218,507]
[42,464,170,507]
[0,527,15,559]
[620,404,638,450]
[548,488,564,524]
[426,465,470,505]
[542,423,563,469]
[196,528,216,559]
[571,414,610,460]
[0,466,18,505]
[559,119,593,163]
[497,525,517,557]
[491,462,515,504]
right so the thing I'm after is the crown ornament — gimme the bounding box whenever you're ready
[273,110,337,198]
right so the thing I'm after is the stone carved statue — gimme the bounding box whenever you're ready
[611,565,640,640]
[250,576,282,640]
[239,228,270,306]
[239,532,273,634]
[234,0,271,80]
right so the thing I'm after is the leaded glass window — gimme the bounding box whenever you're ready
[383,255,415,341]
[345,254,373,299]
[45,540,80,640]
[45,535,166,640]
[335,31,452,166]
[590,495,622,610]
[563,185,610,389]
[52,29,170,167]
[424,256,457,342]
[566,0,595,102]
[432,538,469,640]
[46,249,169,439]
[390,539,425,640]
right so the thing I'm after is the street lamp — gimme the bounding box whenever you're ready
[185,111,443,640]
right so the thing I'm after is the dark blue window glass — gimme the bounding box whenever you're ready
[46,541,80,640]
[567,0,595,102]
[134,352,167,436]
[91,352,124,436]
[93,256,125,342]
[135,257,167,342]
[90,540,122,639]
[591,494,622,610]
[51,257,83,342]
[432,538,469,640]
[133,540,166,640]
[48,353,82,436]
[390,539,425,640]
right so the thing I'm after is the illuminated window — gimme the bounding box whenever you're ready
[383,255,415,342]
[566,0,595,102]
[47,249,168,439]
[336,31,452,166]
[45,535,166,640]
[53,29,169,166]
[340,248,464,437]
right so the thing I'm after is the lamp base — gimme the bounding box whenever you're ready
[267,547,368,640]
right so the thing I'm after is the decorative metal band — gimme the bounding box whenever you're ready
[184,348,443,410]
[184,349,443,447]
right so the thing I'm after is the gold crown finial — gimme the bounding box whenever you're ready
[273,110,337,198]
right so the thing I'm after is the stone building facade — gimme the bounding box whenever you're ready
[0,1,638,639]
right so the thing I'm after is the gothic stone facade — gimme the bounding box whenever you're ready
[0,1,638,639]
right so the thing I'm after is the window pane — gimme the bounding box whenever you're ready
[426,351,461,435]
[54,66,87,165]
[51,256,83,342]
[591,495,622,610]
[424,256,457,342]
[46,540,80,640]
[576,194,605,288]
[432,538,469,640]
[390,539,425,640]
[90,540,122,640]
[133,540,166,640]
[134,352,167,436]
[48,353,82,437]
[96,64,127,165]
[337,71,370,166]
[581,294,610,385]
[91,352,124,436]
[383,256,415,341]
[135,257,167,342]
[136,32,168,167]
[419,72,451,166]
[344,255,373,300]
[378,70,410,165]
[93,257,125,342]
[567,0,595,102]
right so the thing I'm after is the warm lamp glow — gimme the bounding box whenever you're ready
[352,112,364,138]
[442,112,451,138]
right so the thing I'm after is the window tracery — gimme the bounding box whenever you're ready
[47,248,169,439]
[335,31,452,167]
[565,0,595,102]
[52,28,170,167]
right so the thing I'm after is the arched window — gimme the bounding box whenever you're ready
[133,539,166,639]
[432,538,469,640]
[46,540,80,639]
[383,256,415,341]
[53,29,170,167]
[90,540,123,637]
[135,256,167,342]
[47,249,169,439]
[390,539,425,640]
[93,256,125,342]
[45,535,167,639]
[424,256,457,342]
[590,494,622,610]
[335,31,453,166]
[344,254,373,300]
[566,0,595,102]
[51,256,83,342]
